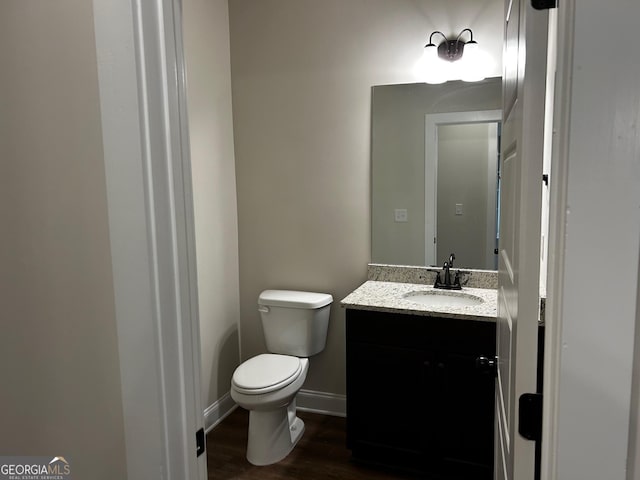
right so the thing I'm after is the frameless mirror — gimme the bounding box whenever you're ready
[371,78,502,269]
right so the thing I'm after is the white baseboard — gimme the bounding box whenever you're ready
[296,389,346,417]
[203,392,237,433]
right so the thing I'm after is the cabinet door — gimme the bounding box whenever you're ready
[436,350,495,480]
[347,341,433,469]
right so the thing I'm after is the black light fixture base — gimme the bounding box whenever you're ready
[437,39,465,62]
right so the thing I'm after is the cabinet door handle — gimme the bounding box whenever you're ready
[476,356,498,376]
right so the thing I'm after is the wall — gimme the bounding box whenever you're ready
[437,123,492,269]
[0,2,127,478]
[371,79,501,266]
[229,0,503,396]
[183,0,241,419]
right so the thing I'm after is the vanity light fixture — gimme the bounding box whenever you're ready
[414,29,487,84]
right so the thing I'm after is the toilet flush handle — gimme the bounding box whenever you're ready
[258,306,270,313]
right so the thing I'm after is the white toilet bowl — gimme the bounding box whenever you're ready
[230,289,332,466]
[231,354,310,465]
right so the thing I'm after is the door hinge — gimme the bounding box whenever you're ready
[518,393,543,441]
[531,0,557,10]
[196,428,205,457]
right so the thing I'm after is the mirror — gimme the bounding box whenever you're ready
[371,77,502,269]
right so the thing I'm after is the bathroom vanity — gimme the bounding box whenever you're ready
[342,270,499,479]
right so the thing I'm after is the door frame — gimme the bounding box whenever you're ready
[93,0,206,479]
[424,109,502,267]
[542,0,640,478]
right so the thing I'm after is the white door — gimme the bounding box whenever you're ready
[495,0,548,479]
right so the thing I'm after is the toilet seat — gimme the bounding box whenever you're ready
[232,354,302,395]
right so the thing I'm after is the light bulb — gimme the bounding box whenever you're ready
[460,41,486,82]
[418,44,447,84]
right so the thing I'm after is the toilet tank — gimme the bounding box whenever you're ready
[258,290,332,357]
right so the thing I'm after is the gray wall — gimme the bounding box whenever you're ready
[371,79,501,266]
[183,0,241,411]
[0,2,127,478]
[229,0,503,395]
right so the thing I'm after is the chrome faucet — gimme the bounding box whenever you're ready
[434,253,462,290]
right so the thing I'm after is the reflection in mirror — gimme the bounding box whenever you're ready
[430,115,500,269]
[371,78,502,269]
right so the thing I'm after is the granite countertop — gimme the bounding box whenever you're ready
[341,280,497,322]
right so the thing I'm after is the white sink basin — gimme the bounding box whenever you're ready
[403,290,484,308]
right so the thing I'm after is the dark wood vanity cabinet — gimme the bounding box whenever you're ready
[346,308,496,479]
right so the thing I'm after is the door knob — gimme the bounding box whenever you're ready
[475,356,498,376]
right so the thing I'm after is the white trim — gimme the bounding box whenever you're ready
[544,1,640,478]
[541,4,571,480]
[486,122,499,269]
[496,367,510,453]
[497,414,509,480]
[424,120,437,266]
[501,249,514,285]
[629,261,640,480]
[204,393,238,433]
[296,389,347,417]
[94,0,205,479]
[424,109,502,266]
[93,2,167,477]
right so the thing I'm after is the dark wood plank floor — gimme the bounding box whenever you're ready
[206,408,417,480]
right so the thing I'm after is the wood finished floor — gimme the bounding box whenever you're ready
[206,408,417,480]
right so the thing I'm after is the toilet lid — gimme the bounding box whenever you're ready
[232,354,302,395]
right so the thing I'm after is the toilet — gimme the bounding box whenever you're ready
[230,289,333,466]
